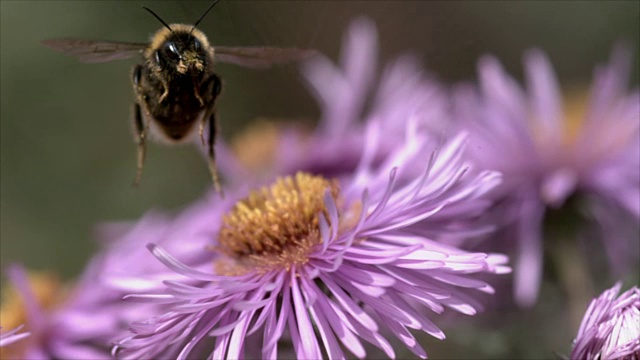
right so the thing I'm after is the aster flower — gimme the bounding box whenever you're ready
[571,283,640,359]
[113,19,509,359]
[0,326,29,348]
[0,264,115,359]
[93,191,233,293]
[115,107,509,360]
[1,235,205,360]
[455,46,640,306]
[222,18,449,184]
[0,190,242,359]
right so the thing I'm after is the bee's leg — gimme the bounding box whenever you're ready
[199,117,207,147]
[200,74,222,147]
[207,110,223,196]
[159,78,170,104]
[131,65,151,187]
[196,91,207,146]
[132,102,146,187]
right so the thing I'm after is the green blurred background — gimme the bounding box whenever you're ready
[1,1,638,358]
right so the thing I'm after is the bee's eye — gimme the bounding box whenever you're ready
[163,41,180,61]
[193,38,201,51]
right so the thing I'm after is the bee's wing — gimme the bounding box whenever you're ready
[42,39,147,63]
[214,47,318,68]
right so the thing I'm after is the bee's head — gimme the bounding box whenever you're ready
[142,2,218,75]
[150,26,210,75]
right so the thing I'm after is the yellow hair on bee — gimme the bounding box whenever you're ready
[144,24,213,58]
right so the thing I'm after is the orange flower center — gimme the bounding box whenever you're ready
[216,172,339,273]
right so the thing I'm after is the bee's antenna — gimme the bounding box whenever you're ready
[142,6,174,33]
[190,0,221,35]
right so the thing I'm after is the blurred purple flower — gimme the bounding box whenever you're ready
[0,326,29,348]
[571,283,640,359]
[0,192,240,359]
[0,264,115,359]
[93,192,234,294]
[222,18,449,184]
[455,47,640,306]
[115,121,509,359]
[2,208,230,360]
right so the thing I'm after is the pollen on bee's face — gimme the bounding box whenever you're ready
[177,62,188,74]
[215,172,340,272]
[177,55,204,74]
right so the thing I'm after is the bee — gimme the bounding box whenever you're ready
[42,0,316,192]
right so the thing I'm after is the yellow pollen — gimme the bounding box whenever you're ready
[177,61,188,74]
[528,88,589,148]
[0,272,64,359]
[230,119,311,175]
[217,172,339,272]
[561,90,589,145]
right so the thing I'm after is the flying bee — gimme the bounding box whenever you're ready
[42,0,317,192]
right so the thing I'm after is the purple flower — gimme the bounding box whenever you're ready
[455,47,640,306]
[222,18,449,185]
[2,230,212,360]
[93,192,234,293]
[112,19,509,359]
[0,326,29,348]
[0,193,240,359]
[115,109,508,359]
[0,264,115,359]
[571,283,640,359]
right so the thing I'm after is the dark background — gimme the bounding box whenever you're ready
[1,1,638,358]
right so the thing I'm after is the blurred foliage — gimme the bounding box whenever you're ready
[1,1,638,359]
